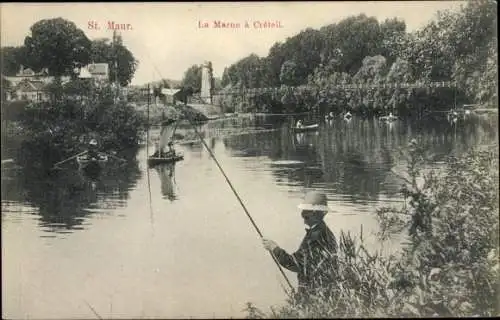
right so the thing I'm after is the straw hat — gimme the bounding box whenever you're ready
[89,139,98,146]
[297,191,330,212]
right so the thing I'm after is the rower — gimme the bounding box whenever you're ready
[296,120,304,128]
[88,139,99,160]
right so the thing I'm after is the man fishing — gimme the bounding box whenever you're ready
[262,191,338,301]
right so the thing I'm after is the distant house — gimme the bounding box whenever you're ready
[161,88,183,104]
[2,65,70,87]
[79,63,109,82]
[11,79,49,102]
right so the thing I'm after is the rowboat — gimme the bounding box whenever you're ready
[293,124,319,133]
[380,113,398,122]
[77,153,108,175]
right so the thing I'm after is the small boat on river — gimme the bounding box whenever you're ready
[148,119,184,167]
[294,124,319,133]
[380,112,398,123]
[77,152,108,175]
[148,153,184,166]
[293,120,319,133]
[343,111,352,121]
[325,112,334,121]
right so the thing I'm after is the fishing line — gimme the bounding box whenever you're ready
[179,106,294,292]
[144,55,294,293]
[146,83,155,235]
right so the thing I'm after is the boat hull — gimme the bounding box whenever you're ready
[147,155,184,167]
[293,124,319,133]
[76,154,108,176]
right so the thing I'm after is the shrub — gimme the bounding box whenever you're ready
[11,82,147,169]
[246,141,499,318]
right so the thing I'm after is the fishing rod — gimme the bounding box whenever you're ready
[141,52,294,293]
[176,104,294,292]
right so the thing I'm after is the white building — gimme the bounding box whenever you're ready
[2,65,70,87]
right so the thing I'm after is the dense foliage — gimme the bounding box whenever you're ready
[246,144,499,318]
[7,80,146,169]
[219,1,497,115]
[1,18,138,85]
[22,18,92,76]
[89,35,138,86]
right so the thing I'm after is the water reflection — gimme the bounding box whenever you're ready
[1,152,142,232]
[2,113,498,319]
[222,115,498,205]
[153,163,178,201]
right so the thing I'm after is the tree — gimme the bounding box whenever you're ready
[322,14,383,75]
[24,18,92,76]
[90,36,138,86]
[1,77,11,101]
[380,18,407,65]
[0,46,29,76]
[181,64,202,93]
[280,60,300,86]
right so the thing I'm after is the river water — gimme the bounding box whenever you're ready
[2,114,498,319]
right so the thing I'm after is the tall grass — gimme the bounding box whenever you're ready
[245,141,499,318]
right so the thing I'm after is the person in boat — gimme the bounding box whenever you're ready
[296,119,304,128]
[152,142,161,158]
[262,191,338,302]
[325,112,334,121]
[166,141,176,156]
[87,139,99,160]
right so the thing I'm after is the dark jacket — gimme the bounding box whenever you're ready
[272,220,338,296]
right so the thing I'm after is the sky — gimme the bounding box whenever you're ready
[1,1,464,85]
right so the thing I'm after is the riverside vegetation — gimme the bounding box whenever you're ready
[2,80,146,170]
[212,1,496,116]
[1,17,144,170]
[244,142,499,318]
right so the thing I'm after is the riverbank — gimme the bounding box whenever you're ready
[2,84,146,170]
[246,145,499,318]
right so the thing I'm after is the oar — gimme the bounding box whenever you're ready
[52,151,88,169]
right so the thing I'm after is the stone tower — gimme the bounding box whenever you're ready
[200,61,213,105]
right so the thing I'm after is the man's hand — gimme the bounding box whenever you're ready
[262,238,278,251]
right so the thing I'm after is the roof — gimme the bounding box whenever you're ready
[87,63,109,76]
[18,68,36,76]
[78,67,93,79]
[161,88,181,96]
[15,80,45,92]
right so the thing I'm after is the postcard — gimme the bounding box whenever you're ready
[1,2,498,319]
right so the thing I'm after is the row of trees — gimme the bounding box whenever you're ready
[217,1,497,116]
[1,18,138,86]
